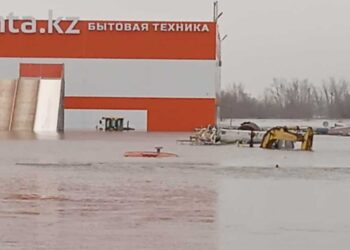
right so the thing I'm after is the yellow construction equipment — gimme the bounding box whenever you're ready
[260,126,314,151]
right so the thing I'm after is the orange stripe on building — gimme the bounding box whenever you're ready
[64,97,216,132]
[0,21,216,60]
[20,63,64,78]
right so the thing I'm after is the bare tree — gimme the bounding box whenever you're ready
[322,78,350,118]
[218,83,259,119]
[219,77,350,119]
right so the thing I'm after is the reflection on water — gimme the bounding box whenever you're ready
[0,131,63,140]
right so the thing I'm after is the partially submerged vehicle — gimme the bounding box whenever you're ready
[124,147,178,158]
[181,123,264,145]
[187,125,221,145]
[328,123,350,136]
[315,121,350,136]
[220,129,265,145]
[182,123,314,151]
[96,117,134,131]
[260,127,314,151]
[219,121,265,144]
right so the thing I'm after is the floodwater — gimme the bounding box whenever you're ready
[1,129,350,250]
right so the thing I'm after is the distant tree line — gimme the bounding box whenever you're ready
[218,78,350,119]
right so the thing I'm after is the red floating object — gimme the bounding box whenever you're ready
[124,151,178,158]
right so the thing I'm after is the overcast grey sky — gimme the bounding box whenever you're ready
[3,0,350,96]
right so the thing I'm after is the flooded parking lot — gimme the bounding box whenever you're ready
[1,131,350,249]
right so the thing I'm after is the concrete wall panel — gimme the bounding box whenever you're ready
[11,78,40,131]
[0,80,16,131]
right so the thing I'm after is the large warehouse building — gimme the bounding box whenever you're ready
[0,12,221,131]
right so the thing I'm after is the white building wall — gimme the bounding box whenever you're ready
[0,58,217,98]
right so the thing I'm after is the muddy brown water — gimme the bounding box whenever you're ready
[1,131,350,250]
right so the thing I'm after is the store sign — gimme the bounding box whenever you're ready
[0,10,80,34]
[0,10,211,35]
[87,22,210,33]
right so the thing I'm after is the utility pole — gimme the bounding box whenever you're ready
[213,1,226,123]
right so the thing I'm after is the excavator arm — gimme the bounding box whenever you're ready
[301,127,314,150]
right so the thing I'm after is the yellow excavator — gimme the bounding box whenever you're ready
[260,127,314,151]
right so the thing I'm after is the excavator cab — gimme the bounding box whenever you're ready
[260,126,314,151]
